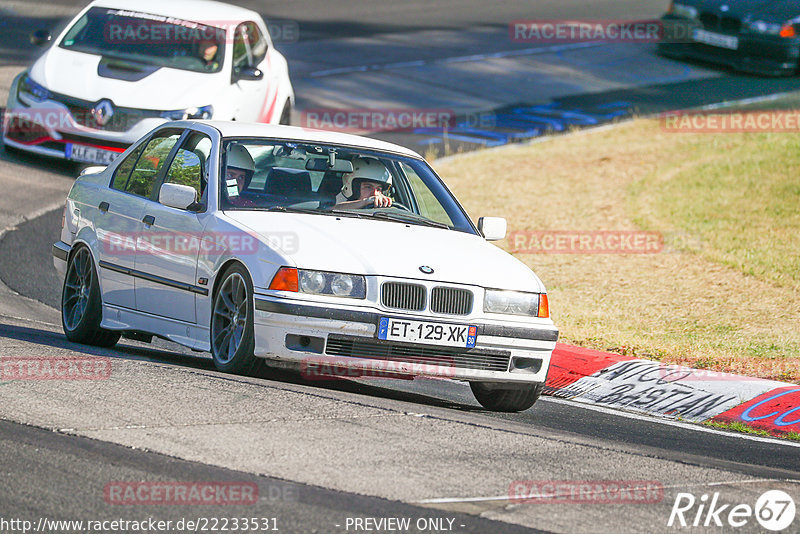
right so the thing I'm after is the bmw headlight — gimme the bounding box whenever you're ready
[484,289,547,318]
[160,105,213,121]
[745,20,783,34]
[669,2,698,19]
[298,269,365,299]
[18,74,51,102]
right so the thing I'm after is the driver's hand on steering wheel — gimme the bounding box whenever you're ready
[363,193,392,208]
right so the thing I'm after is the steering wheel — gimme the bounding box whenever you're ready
[359,199,410,211]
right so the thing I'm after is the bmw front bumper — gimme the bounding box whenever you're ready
[252,295,558,384]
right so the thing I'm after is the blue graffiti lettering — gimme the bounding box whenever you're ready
[740,388,800,424]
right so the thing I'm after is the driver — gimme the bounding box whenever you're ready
[224,144,257,207]
[334,157,393,209]
[198,39,220,69]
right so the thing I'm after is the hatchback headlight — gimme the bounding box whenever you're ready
[669,2,698,19]
[161,105,213,121]
[18,74,51,102]
[484,289,548,318]
[298,269,366,299]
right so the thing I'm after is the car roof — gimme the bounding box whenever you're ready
[88,0,260,23]
[192,121,423,159]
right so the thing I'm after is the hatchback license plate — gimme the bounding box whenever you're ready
[378,317,477,348]
[66,143,119,165]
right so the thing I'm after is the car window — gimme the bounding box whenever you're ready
[163,132,212,203]
[59,7,226,73]
[219,139,476,234]
[111,142,146,191]
[400,162,456,227]
[124,132,181,198]
[247,23,268,64]
[232,22,266,69]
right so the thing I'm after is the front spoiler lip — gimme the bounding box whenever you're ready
[254,296,559,342]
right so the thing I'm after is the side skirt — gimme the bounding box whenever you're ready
[102,303,210,352]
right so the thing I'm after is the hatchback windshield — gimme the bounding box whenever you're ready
[219,139,476,234]
[60,7,226,73]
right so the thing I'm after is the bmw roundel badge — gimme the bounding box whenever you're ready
[419,265,434,274]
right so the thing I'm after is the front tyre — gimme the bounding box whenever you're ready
[61,246,120,347]
[470,382,543,412]
[211,264,259,374]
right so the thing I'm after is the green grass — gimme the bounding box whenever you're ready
[629,133,800,289]
[704,420,773,437]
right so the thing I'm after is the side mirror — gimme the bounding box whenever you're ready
[478,217,507,241]
[79,165,107,177]
[159,183,197,210]
[30,30,52,47]
[232,66,263,82]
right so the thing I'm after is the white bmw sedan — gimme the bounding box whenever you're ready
[4,0,293,165]
[53,121,558,412]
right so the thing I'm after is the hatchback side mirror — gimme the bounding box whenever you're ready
[232,66,263,83]
[159,183,198,210]
[30,30,52,46]
[478,217,507,241]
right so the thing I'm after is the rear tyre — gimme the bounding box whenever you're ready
[61,246,120,348]
[470,382,543,412]
[210,264,260,374]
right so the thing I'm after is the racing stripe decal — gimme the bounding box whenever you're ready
[259,89,279,124]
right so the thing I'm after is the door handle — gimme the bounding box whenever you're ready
[142,215,155,226]
[98,201,109,213]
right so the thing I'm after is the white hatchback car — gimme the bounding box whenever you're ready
[3,0,293,165]
[53,121,558,412]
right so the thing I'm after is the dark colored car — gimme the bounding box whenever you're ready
[658,0,800,75]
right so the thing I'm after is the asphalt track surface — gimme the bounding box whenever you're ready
[1,1,799,533]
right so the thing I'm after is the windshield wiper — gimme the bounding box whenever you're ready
[368,211,450,229]
[263,206,368,219]
[264,206,321,214]
[324,208,373,219]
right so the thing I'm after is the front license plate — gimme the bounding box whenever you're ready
[378,317,477,348]
[66,143,119,165]
[692,29,739,50]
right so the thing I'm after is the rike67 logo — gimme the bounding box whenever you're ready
[668,490,795,531]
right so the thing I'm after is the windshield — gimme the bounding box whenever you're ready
[59,7,226,73]
[219,139,477,234]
